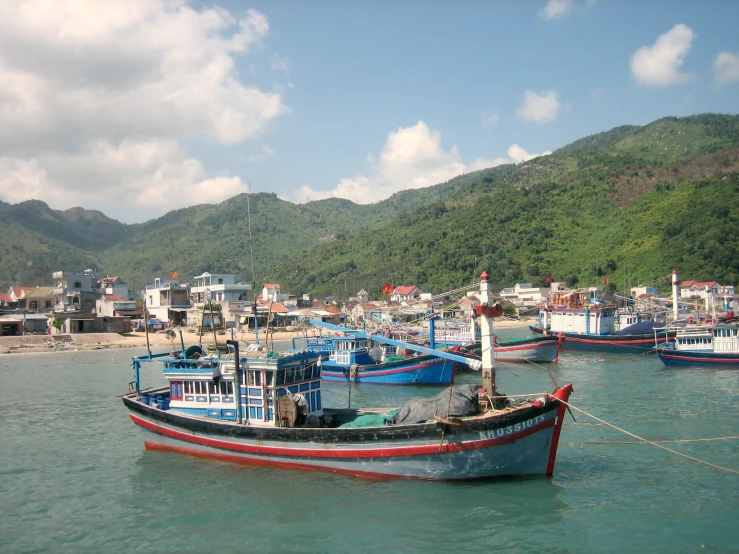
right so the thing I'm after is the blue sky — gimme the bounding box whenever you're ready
[0,0,737,221]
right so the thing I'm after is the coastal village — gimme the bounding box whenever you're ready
[0,267,735,353]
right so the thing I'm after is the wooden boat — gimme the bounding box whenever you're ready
[530,290,675,354]
[121,272,574,480]
[451,334,562,364]
[302,332,454,385]
[656,324,739,366]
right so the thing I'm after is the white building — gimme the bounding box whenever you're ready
[680,280,735,299]
[144,277,191,325]
[262,283,289,303]
[191,273,252,305]
[498,283,548,306]
[99,276,132,300]
[96,295,138,318]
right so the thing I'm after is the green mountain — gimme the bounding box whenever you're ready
[0,200,130,286]
[98,168,498,291]
[1,113,737,299]
[269,114,739,299]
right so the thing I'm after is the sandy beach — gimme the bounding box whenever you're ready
[0,318,534,355]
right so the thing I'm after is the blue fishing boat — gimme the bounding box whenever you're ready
[656,323,739,366]
[121,272,574,480]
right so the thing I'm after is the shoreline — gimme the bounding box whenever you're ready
[0,318,534,356]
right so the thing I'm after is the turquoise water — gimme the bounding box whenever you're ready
[1,338,738,553]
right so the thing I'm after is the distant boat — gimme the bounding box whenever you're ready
[530,290,674,353]
[121,272,574,480]
[304,332,454,385]
[451,334,562,364]
[656,324,739,366]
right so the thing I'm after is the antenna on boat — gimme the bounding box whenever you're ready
[247,190,259,345]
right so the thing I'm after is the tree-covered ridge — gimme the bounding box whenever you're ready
[270,114,739,299]
[0,167,486,291]
[1,113,737,296]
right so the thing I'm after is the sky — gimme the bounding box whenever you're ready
[0,0,738,223]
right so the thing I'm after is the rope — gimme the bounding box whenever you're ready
[586,436,739,444]
[561,399,739,475]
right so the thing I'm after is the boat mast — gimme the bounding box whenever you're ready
[671,270,679,322]
[247,192,259,345]
[477,271,496,394]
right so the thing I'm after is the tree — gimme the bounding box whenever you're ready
[51,316,65,333]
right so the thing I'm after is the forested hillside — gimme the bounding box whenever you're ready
[1,114,737,298]
[270,114,739,299]
[0,168,492,290]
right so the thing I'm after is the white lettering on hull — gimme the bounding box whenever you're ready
[479,414,547,440]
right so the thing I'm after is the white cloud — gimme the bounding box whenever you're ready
[540,0,573,20]
[270,53,293,79]
[468,144,551,172]
[0,140,250,212]
[515,90,562,124]
[291,123,551,204]
[0,0,284,220]
[480,110,500,128]
[714,52,739,85]
[630,24,695,86]
[245,145,276,163]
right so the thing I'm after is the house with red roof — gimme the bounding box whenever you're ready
[391,285,422,304]
[680,280,734,299]
[262,283,287,302]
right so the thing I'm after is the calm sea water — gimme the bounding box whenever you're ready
[1,333,738,553]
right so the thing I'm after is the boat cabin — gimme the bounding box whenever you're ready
[539,290,618,336]
[673,325,739,353]
[160,351,323,426]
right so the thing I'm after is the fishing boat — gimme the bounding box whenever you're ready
[450,334,562,364]
[530,286,676,354]
[655,323,739,366]
[297,330,454,385]
[121,272,574,480]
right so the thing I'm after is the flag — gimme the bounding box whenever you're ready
[543,275,553,284]
[381,283,393,295]
[602,277,610,285]
[170,271,179,279]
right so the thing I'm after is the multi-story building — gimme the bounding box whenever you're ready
[144,277,191,326]
[52,270,100,313]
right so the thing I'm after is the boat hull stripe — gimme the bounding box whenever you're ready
[129,412,555,459]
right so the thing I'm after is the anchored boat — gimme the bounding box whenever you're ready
[656,323,739,366]
[121,272,574,480]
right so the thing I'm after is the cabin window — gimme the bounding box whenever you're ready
[194,382,207,394]
[304,365,313,380]
[218,381,233,395]
[265,371,274,386]
[286,367,296,383]
[314,364,321,378]
[170,381,183,400]
[184,381,193,394]
[294,366,305,382]
[247,370,262,387]
[275,370,285,385]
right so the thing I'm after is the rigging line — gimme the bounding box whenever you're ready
[585,436,739,444]
[558,399,739,476]
[246,191,257,301]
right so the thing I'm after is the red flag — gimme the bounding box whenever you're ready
[381,283,393,295]
[602,277,610,285]
[543,275,553,284]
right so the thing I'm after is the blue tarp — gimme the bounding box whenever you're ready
[616,321,662,335]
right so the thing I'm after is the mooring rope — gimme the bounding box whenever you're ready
[559,399,739,475]
[585,436,739,444]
